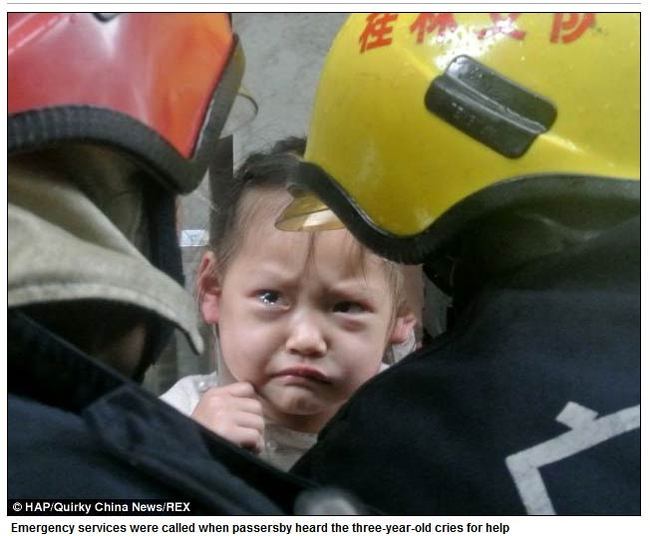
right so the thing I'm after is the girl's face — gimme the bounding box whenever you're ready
[200,189,414,432]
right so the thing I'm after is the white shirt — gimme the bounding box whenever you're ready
[160,372,317,471]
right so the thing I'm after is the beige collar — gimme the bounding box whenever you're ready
[8,161,203,354]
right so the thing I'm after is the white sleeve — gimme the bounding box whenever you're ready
[159,372,217,416]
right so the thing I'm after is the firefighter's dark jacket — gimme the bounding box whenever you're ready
[293,210,640,515]
[8,312,311,513]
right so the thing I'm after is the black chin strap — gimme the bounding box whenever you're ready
[131,178,186,382]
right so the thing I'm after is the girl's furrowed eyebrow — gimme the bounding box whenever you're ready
[327,280,379,300]
[245,266,300,287]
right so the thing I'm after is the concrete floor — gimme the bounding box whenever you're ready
[147,14,349,393]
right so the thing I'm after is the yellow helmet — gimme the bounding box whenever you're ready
[279,13,640,263]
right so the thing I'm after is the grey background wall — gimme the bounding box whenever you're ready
[145,13,349,393]
[231,13,349,163]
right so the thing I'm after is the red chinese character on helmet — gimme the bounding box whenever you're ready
[550,13,596,43]
[359,13,399,53]
[409,13,457,44]
[477,13,526,40]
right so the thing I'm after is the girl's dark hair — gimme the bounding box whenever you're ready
[208,136,306,273]
[205,135,407,319]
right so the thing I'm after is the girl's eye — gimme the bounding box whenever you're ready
[257,290,282,305]
[333,301,365,314]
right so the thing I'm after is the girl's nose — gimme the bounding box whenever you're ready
[285,313,327,358]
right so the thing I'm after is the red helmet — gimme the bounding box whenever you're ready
[8,13,243,193]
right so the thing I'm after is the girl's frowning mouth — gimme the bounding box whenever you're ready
[273,366,331,384]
